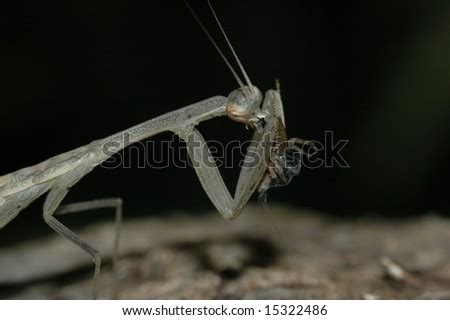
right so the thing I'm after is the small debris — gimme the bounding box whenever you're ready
[381,257,405,280]
[362,293,379,300]
[381,256,420,287]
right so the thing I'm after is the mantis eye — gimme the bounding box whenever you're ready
[226,86,263,126]
[226,103,250,124]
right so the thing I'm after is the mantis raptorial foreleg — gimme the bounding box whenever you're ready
[177,90,280,220]
[43,188,123,299]
[179,128,265,219]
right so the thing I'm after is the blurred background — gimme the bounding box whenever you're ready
[1,0,449,242]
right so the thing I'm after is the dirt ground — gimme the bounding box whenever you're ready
[0,205,449,299]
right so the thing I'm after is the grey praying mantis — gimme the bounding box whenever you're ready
[0,1,316,299]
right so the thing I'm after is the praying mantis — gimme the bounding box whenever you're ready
[0,1,315,299]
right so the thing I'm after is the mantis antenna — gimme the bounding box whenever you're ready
[184,0,246,89]
[207,0,253,88]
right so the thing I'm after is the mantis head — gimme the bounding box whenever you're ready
[226,85,266,129]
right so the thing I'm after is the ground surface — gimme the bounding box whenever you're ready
[0,205,449,299]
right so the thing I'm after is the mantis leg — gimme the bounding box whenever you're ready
[43,188,123,299]
[55,198,123,297]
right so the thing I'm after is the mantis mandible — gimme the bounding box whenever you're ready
[0,1,315,299]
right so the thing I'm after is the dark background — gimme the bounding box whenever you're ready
[1,0,449,238]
